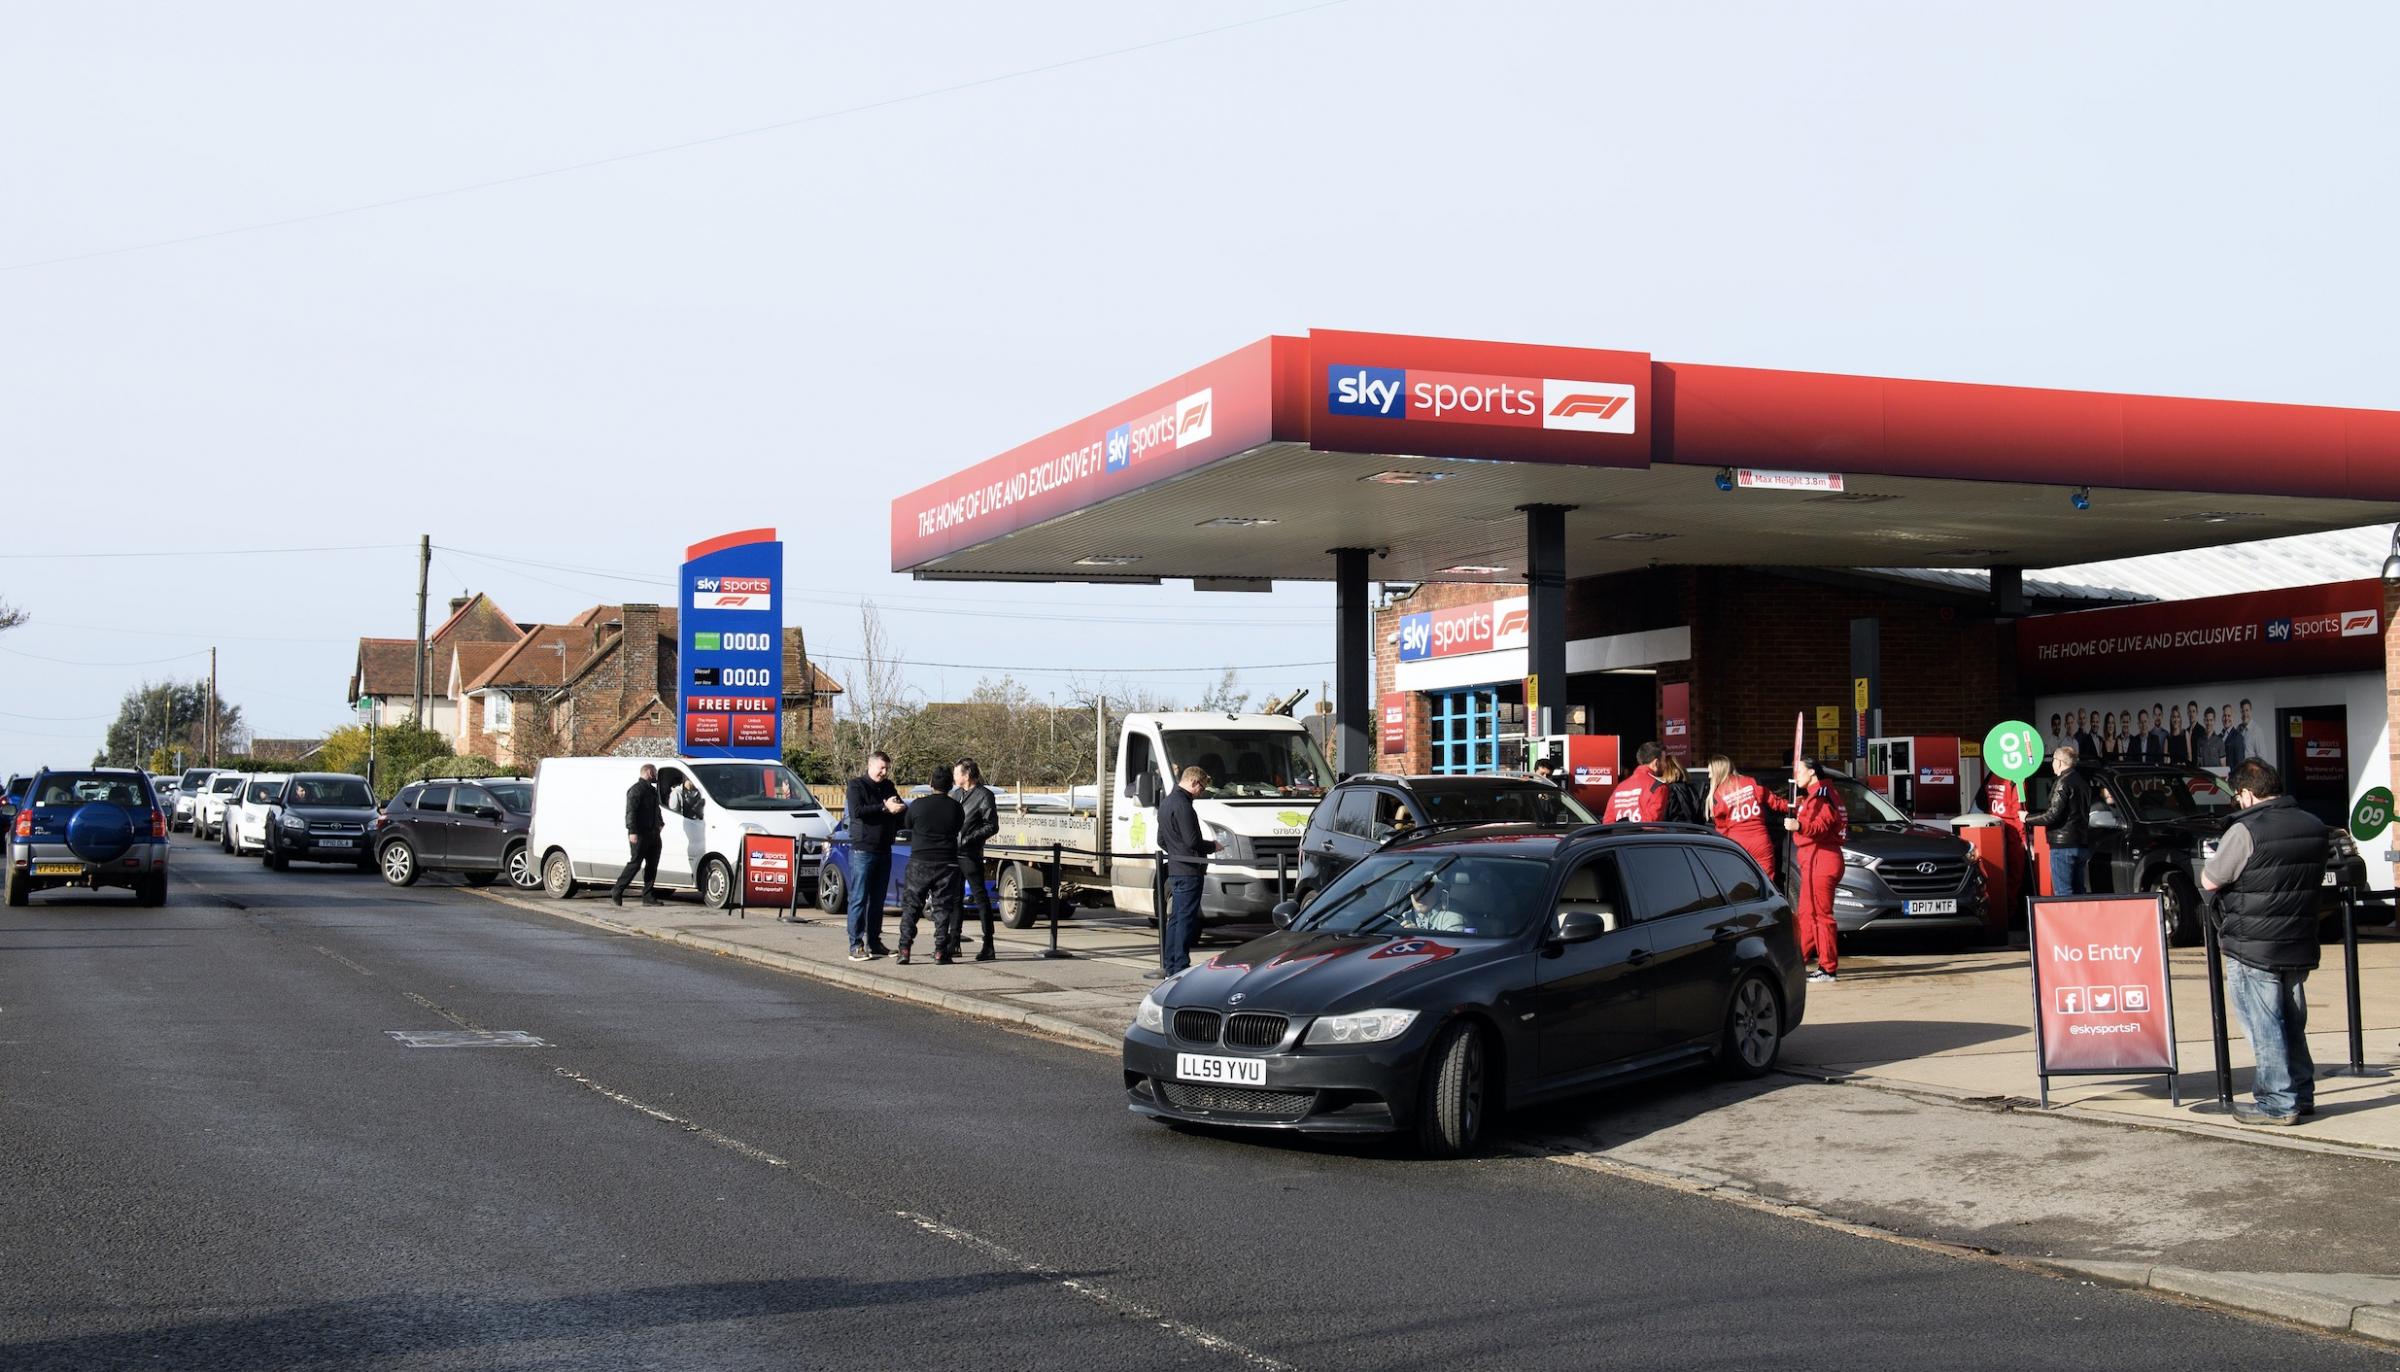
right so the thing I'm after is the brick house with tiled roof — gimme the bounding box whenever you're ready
[346,593,522,735]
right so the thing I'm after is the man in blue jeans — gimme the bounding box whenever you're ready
[843,751,906,960]
[2202,758,2330,1126]
[1152,764,1218,980]
[2028,745,2096,894]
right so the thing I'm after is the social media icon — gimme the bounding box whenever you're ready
[2091,987,2118,1013]
[2056,987,2085,1016]
[2120,985,2149,1013]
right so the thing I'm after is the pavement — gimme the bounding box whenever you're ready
[20,840,2396,1369]
[468,878,2400,1345]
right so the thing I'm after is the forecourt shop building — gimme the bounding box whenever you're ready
[890,330,2400,844]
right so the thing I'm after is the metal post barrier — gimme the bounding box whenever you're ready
[1153,850,1170,972]
[2202,902,2234,1110]
[1276,851,1289,906]
[1043,842,1071,960]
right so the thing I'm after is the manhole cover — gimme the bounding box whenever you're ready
[386,1029,550,1049]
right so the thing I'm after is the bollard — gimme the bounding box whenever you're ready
[2341,888,2368,1076]
[1276,851,1289,905]
[1153,850,1169,971]
[2203,905,2234,1110]
[1042,842,1071,960]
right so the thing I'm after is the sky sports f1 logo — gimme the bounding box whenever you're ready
[1107,388,1213,474]
[692,575,772,611]
[1326,366,1636,434]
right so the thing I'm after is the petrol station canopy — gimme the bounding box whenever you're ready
[891,329,2400,588]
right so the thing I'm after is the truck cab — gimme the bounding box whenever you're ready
[1109,712,1330,918]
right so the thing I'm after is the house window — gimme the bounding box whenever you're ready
[1428,689,1498,775]
[488,693,513,730]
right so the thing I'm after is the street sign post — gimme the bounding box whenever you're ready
[2028,894,2179,1107]
[738,832,801,922]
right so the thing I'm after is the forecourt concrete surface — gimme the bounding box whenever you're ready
[7,838,2400,1369]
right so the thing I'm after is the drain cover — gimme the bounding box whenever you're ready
[386,1029,550,1049]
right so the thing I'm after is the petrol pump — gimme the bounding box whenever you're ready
[1864,735,1965,818]
[1532,734,1622,815]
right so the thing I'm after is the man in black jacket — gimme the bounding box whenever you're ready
[611,763,666,907]
[2202,759,2330,1126]
[2027,746,2096,895]
[843,752,905,960]
[896,764,965,965]
[952,758,999,962]
[1154,764,1219,980]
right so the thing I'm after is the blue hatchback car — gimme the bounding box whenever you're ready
[817,818,999,919]
[7,767,169,906]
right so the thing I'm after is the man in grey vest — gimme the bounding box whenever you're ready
[2201,759,2331,1126]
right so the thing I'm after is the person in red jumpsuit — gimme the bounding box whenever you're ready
[1704,756,1790,880]
[1785,755,1848,983]
[1604,742,1669,823]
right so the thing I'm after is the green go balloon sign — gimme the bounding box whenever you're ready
[1982,720,2045,797]
[2351,786,2394,843]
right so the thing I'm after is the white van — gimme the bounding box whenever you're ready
[529,756,834,909]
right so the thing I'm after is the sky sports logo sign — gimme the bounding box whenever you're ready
[1326,365,1637,435]
[692,575,772,611]
[2274,609,2380,643]
[1106,388,1213,473]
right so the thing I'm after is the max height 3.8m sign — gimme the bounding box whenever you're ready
[680,528,784,759]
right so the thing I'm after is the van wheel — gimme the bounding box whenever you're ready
[1718,973,1783,1078]
[2154,872,2200,948]
[504,841,538,889]
[701,856,734,910]
[544,850,579,900]
[817,859,847,914]
[1415,1022,1488,1158]
[379,840,419,887]
[998,863,1040,929]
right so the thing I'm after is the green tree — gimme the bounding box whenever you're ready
[318,716,453,800]
[99,679,240,769]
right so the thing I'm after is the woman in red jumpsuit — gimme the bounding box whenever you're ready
[1703,756,1789,881]
[1784,756,1848,983]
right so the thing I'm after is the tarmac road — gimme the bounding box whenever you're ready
[2,836,2390,1371]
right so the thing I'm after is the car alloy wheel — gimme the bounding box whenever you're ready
[380,841,417,887]
[817,860,846,915]
[505,843,536,889]
[1726,975,1782,1076]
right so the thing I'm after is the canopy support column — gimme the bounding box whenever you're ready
[1522,504,1573,739]
[1333,548,1373,778]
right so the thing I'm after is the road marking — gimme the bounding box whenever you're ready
[551,1067,791,1169]
[897,1211,1297,1371]
[311,944,376,978]
[401,989,481,1030]
[387,1029,550,1049]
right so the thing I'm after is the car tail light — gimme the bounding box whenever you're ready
[11,811,26,838]
[151,809,167,838]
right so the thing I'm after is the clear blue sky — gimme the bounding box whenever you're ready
[5,1,2397,771]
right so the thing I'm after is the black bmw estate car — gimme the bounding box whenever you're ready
[1122,822,1807,1157]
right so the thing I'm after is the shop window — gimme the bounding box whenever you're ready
[1429,689,1499,775]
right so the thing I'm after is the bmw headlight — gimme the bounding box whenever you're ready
[1303,1008,1418,1046]
[1134,991,1167,1034]
[1842,848,1880,870]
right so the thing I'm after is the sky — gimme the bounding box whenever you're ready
[5,0,2399,774]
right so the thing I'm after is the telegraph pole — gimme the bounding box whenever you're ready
[412,534,431,726]
[206,647,218,767]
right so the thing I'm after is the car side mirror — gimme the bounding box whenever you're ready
[2088,807,2123,829]
[475,805,502,820]
[1271,900,1298,930]
[1136,771,1160,809]
[1554,909,1607,944]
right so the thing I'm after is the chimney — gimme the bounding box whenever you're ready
[449,595,470,615]
[620,604,660,724]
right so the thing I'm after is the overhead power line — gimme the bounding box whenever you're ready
[0,643,210,668]
[803,649,1333,676]
[0,543,410,560]
[1,0,1353,274]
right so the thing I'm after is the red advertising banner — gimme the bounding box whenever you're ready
[1913,735,1961,816]
[1379,692,1407,754]
[2028,895,2178,1099]
[741,833,799,913]
[1307,329,1653,469]
[1660,682,1690,756]
[2017,578,2383,693]
[731,713,778,747]
[684,713,730,749]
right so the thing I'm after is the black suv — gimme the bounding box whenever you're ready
[261,773,380,871]
[1297,773,1594,899]
[374,776,538,888]
[2024,761,2369,946]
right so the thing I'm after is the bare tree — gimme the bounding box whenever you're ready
[836,602,924,779]
[0,599,23,634]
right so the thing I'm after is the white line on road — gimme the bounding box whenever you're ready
[897,1211,1299,1371]
[551,1066,791,1169]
